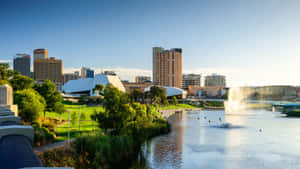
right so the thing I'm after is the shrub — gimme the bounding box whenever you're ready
[14,89,46,123]
[34,126,55,146]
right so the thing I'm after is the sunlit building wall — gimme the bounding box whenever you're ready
[153,47,182,88]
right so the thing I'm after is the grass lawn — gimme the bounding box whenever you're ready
[159,103,197,110]
[40,104,104,141]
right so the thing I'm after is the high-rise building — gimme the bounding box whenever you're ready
[13,54,31,77]
[63,73,79,84]
[86,69,94,78]
[135,76,151,83]
[33,49,48,60]
[81,67,94,78]
[81,67,87,78]
[204,74,226,87]
[34,57,63,90]
[182,74,201,90]
[152,47,182,88]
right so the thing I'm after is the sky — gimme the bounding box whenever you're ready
[1,0,300,86]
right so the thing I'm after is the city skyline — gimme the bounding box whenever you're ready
[1,0,300,86]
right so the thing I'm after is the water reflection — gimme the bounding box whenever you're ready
[145,112,184,169]
[145,110,300,169]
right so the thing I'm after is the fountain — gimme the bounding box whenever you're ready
[225,87,252,114]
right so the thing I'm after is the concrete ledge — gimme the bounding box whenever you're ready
[0,104,18,116]
[0,111,15,116]
[0,125,33,143]
[0,116,21,125]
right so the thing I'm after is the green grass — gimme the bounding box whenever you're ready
[41,103,104,141]
[159,103,197,110]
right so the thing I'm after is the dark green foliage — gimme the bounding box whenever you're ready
[53,102,66,120]
[34,79,63,112]
[14,89,46,123]
[78,96,87,105]
[129,89,144,103]
[0,63,15,81]
[71,112,78,127]
[204,101,224,107]
[74,135,137,169]
[93,84,104,96]
[171,96,178,105]
[34,125,56,146]
[9,74,34,91]
[148,85,168,104]
[38,146,76,167]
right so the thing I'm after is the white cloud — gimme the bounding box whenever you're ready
[0,60,12,63]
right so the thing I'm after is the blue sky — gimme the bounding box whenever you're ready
[1,0,300,86]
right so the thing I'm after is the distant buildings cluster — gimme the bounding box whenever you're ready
[12,46,228,99]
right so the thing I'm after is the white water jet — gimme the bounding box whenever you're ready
[225,87,252,113]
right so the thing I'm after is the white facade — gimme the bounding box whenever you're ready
[62,74,125,95]
[144,86,187,98]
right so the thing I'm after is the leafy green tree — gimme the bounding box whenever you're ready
[71,112,78,127]
[78,96,87,105]
[171,96,178,105]
[129,89,143,103]
[14,89,46,123]
[53,102,66,120]
[149,86,168,105]
[0,63,15,81]
[93,84,104,96]
[9,74,34,91]
[34,80,63,117]
[80,112,86,121]
[101,84,134,134]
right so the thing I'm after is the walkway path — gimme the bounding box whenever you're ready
[34,138,75,153]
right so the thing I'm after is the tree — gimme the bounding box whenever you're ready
[0,63,15,81]
[129,89,143,103]
[80,112,86,121]
[78,96,87,105]
[14,89,46,123]
[71,112,78,127]
[9,74,34,91]
[93,84,104,96]
[54,102,66,120]
[171,96,178,105]
[149,86,167,105]
[34,80,63,117]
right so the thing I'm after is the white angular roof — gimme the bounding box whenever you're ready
[62,74,125,95]
[144,86,187,97]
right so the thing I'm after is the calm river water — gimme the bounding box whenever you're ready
[143,110,300,169]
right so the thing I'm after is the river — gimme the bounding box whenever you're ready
[143,109,300,169]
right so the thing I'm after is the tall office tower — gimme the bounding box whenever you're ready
[13,54,31,77]
[152,47,182,88]
[205,74,226,87]
[86,69,94,78]
[34,57,63,90]
[33,48,48,60]
[81,67,94,78]
[135,76,151,83]
[182,74,201,90]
